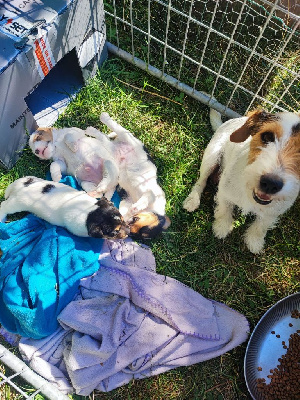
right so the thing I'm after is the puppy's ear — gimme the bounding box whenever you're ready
[230,110,272,143]
[34,127,53,142]
[161,215,171,230]
[230,123,252,143]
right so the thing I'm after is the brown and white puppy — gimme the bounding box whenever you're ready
[100,112,171,240]
[183,109,300,254]
[116,186,170,239]
[0,177,129,239]
[29,126,119,200]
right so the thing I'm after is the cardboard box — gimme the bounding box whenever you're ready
[0,0,107,168]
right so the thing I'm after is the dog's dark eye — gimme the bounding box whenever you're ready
[261,131,275,144]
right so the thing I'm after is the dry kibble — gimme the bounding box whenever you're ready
[256,331,300,400]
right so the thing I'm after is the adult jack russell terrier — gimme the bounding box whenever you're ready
[183,109,300,254]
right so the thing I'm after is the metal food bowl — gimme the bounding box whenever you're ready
[244,292,300,399]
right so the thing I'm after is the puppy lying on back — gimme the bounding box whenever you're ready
[100,112,171,239]
[0,177,129,239]
[183,109,300,253]
[29,126,119,200]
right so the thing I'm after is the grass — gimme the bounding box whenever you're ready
[0,57,299,400]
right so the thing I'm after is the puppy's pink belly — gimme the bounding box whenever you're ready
[76,162,103,183]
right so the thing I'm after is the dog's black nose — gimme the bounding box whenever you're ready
[35,149,40,154]
[260,174,284,194]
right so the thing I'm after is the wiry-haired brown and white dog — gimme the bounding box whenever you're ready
[183,110,300,254]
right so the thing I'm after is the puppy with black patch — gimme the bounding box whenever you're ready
[0,177,129,239]
[100,113,171,239]
[183,109,300,254]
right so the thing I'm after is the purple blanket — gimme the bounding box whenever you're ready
[19,239,249,395]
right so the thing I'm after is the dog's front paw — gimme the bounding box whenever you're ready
[213,217,233,239]
[183,192,200,212]
[131,198,149,214]
[88,190,103,198]
[0,213,7,223]
[107,132,117,139]
[51,172,62,182]
[244,229,265,254]
[95,182,109,194]
[130,204,143,215]
[67,142,78,152]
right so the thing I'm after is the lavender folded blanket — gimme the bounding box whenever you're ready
[19,239,249,395]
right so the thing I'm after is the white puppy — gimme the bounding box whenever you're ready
[183,109,300,254]
[100,112,171,239]
[0,177,129,239]
[29,126,119,200]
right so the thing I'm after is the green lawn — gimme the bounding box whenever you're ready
[0,57,299,400]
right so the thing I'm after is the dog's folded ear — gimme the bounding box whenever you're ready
[33,127,53,142]
[161,215,171,230]
[230,110,273,143]
[230,123,252,143]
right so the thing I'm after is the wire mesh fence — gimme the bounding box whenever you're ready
[0,342,69,400]
[104,0,300,117]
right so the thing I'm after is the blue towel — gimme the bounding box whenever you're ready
[0,175,119,339]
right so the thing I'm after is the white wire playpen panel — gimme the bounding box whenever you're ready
[0,342,69,400]
[104,0,299,117]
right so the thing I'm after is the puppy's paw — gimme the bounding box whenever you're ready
[129,205,142,215]
[131,198,149,214]
[244,230,264,254]
[213,217,233,239]
[182,192,200,212]
[107,132,117,139]
[67,142,78,152]
[0,213,7,223]
[51,172,62,182]
[95,181,109,193]
[88,190,103,198]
